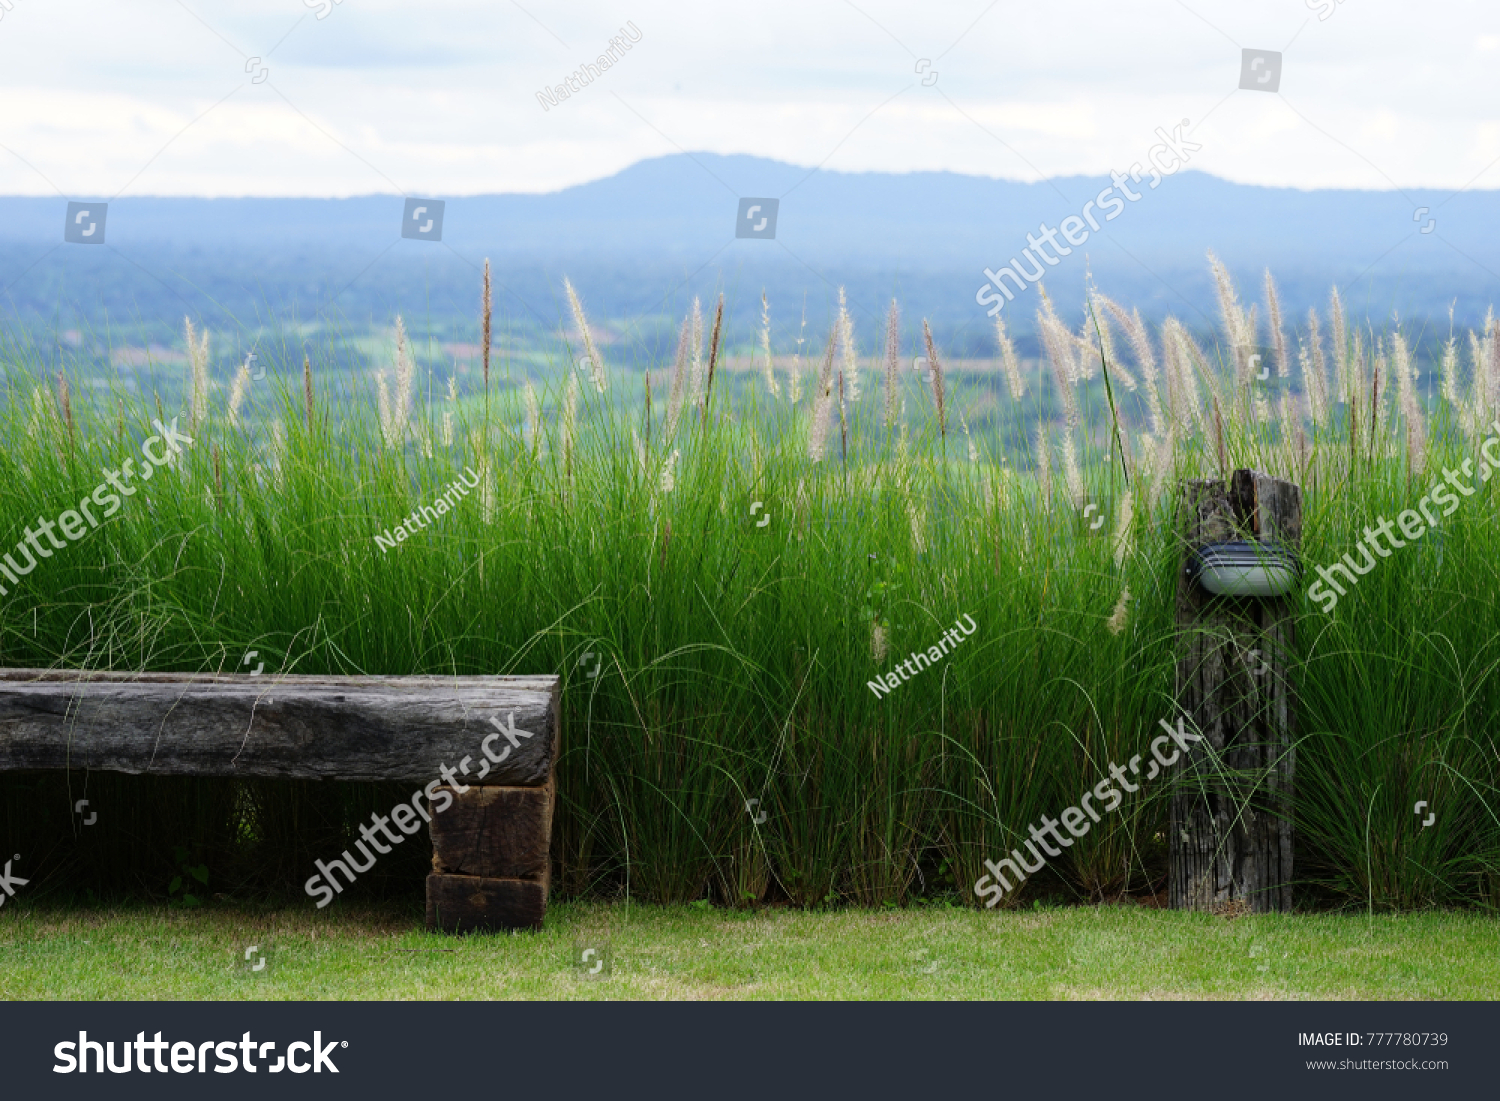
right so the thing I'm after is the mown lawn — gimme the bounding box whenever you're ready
[1,901,1494,1000]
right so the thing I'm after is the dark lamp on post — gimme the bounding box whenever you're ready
[1184,540,1300,598]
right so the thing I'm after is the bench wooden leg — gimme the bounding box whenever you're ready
[425,872,547,933]
[426,780,553,932]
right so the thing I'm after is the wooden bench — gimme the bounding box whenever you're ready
[0,670,559,932]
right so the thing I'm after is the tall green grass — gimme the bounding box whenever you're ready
[2,266,1499,913]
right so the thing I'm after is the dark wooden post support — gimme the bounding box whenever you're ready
[424,691,559,934]
[1171,469,1300,913]
[426,779,555,933]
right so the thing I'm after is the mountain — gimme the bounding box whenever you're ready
[1,153,1495,357]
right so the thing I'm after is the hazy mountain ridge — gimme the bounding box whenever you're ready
[1,153,1495,352]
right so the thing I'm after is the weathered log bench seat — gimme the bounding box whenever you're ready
[0,669,559,932]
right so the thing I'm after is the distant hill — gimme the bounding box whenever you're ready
[2,153,1496,358]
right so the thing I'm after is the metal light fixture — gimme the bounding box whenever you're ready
[1185,540,1300,598]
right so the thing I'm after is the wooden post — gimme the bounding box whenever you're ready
[1171,469,1299,913]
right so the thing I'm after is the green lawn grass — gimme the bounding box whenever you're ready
[2,902,1493,1000]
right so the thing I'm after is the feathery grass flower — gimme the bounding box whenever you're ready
[564,276,607,393]
[378,315,414,449]
[442,375,456,448]
[1111,488,1134,568]
[702,294,724,427]
[921,319,946,439]
[659,447,680,494]
[1391,328,1425,474]
[665,312,690,440]
[1106,586,1131,636]
[1303,308,1331,429]
[760,291,779,399]
[788,298,805,404]
[562,371,579,476]
[1082,300,1134,390]
[184,316,210,434]
[1208,251,1255,387]
[1264,269,1289,379]
[808,329,837,462]
[1330,286,1350,402]
[838,286,860,401]
[227,361,252,429]
[1035,425,1052,512]
[482,258,492,392]
[689,296,704,408]
[994,311,1024,402]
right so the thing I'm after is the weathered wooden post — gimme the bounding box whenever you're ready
[1172,469,1300,912]
[427,777,555,932]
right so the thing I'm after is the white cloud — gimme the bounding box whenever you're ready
[0,0,1496,197]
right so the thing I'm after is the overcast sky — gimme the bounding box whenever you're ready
[0,0,1497,199]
